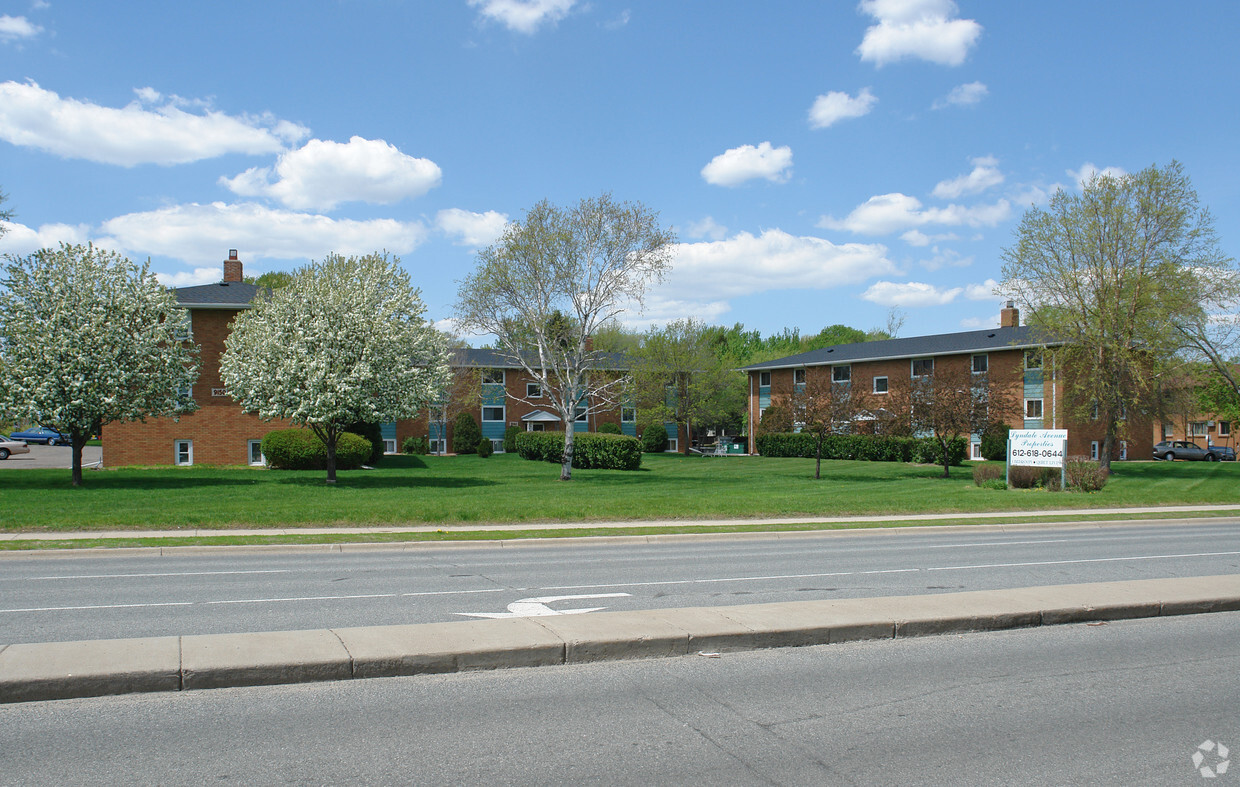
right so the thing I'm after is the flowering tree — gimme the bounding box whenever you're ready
[0,243,199,486]
[455,194,675,480]
[221,252,450,483]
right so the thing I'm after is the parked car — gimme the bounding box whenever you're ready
[0,434,31,460]
[1152,440,1222,461]
[1211,446,1236,462]
[8,426,67,446]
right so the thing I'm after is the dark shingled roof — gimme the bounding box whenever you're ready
[453,347,630,370]
[741,325,1057,371]
[174,281,265,308]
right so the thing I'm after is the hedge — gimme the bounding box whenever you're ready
[515,431,643,470]
[640,425,669,453]
[754,432,967,466]
[503,425,521,454]
[453,412,481,455]
[261,429,371,471]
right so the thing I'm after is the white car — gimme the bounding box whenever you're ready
[0,434,31,460]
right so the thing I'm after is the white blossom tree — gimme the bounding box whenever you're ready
[220,252,450,483]
[455,194,675,480]
[0,243,199,486]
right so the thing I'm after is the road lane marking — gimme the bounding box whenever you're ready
[925,550,1240,571]
[458,593,632,619]
[3,570,294,582]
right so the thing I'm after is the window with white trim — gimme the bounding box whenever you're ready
[383,439,397,454]
[667,436,678,452]
[759,371,771,387]
[1220,421,1231,438]
[174,440,193,466]
[574,406,588,423]
[972,354,988,374]
[481,369,504,385]
[172,313,193,341]
[1190,421,1207,437]
[1025,350,1042,369]
[911,358,934,378]
[482,406,505,422]
[793,369,805,385]
[970,441,983,460]
[490,439,504,454]
[1090,441,1099,460]
[873,376,888,394]
[1025,399,1043,419]
[429,438,446,454]
[526,382,542,398]
[832,365,851,383]
[621,406,636,423]
[247,440,264,466]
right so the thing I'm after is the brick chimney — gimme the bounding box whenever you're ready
[1000,300,1019,328]
[223,249,243,283]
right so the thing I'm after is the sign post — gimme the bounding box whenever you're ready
[1006,429,1068,489]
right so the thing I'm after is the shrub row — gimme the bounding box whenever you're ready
[515,431,643,470]
[261,429,371,471]
[754,432,968,466]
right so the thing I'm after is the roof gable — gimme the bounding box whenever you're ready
[175,281,264,308]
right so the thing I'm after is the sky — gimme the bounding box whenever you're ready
[1,0,1238,343]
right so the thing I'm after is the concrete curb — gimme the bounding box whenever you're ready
[2,575,1238,704]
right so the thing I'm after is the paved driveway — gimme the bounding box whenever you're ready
[0,444,103,469]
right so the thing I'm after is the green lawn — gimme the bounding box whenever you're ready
[2,453,1238,533]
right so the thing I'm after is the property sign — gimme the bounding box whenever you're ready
[1007,429,1068,468]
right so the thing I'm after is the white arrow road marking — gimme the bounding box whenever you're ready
[456,592,631,619]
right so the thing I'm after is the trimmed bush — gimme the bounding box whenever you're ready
[402,436,429,455]
[503,425,521,454]
[261,429,370,471]
[453,412,481,455]
[1066,456,1108,492]
[597,421,623,435]
[515,431,642,470]
[973,463,1004,487]
[1008,465,1059,489]
[345,421,385,465]
[641,425,669,453]
[753,432,968,467]
[476,437,494,458]
[979,422,1010,462]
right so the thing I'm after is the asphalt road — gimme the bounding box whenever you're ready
[2,611,1235,785]
[3,520,1239,644]
[0,443,101,470]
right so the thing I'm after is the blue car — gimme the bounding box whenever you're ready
[9,426,68,446]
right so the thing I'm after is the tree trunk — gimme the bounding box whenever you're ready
[71,430,86,487]
[815,434,823,480]
[1099,430,1115,475]
[561,425,574,481]
[941,437,951,478]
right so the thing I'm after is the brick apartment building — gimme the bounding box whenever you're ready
[742,303,1155,462]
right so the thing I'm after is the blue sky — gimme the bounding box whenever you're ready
[2,1,1237,342]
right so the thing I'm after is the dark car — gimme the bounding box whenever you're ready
[1152,440,1222,461]
[1211,446,1237,462]
[8,426,67,446]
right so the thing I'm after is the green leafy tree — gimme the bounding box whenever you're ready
[1000,161,1237,472]
[221,252,449,483]
[456,193,674,480]
[452,411,481,454]
[243,270,296,290]
[0,243,199,485]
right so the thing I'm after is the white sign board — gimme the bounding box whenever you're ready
[1008,429,1068,468]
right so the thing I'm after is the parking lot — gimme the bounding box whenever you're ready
[0,443,104,469]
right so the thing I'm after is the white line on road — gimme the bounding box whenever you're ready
[1,570,294,582]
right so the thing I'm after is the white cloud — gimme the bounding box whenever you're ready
[623,295,733,330]
[862,280,962,307]
[856,0,982,67]
[900,229,958,247]
[965,279,1000,300]
[959,314,997,329]
[808,87,877,129]
[155,268,225,287]
[931,155,1003,199]
[700,142,793,187]
[220,136,442,211]
[918,246,973,271]
[932,81,988,109]
[1067,162,1127,189]
[603,10,630,29]
[468,0,575,33]
[820,192,1012,235]
[436,208,509,247]
[0,81,309,166]
[0,220,90,256]
[1009,183,1065,208]
[0,14,41,41]
[97,202,428,266]
[686,216,728,241]
[665,229,895,301]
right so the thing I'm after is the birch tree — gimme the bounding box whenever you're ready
[455,194,675,480]
[1000,161,1237,472]
[0,243,199,486]
[221,252,450,483]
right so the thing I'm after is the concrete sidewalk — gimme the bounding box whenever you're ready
[3,575,1238,704]
[4,504,1240,543]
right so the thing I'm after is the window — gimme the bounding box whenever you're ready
[174,440,193,466]
[172,313,192,341]
[970,441,983,460]
[526,382,542,398]
[1090,441,1099,460]
[177,385,192,400]
[972,354,988,374]
[759,371,771,387]
[1190,421,1207,437]
[482,406,505,422]
[873,376,888,394]
[481,369,504,385]
[247,440,264,466]
[1025,350,1042,369]
[1120,441,1128,461]
[794,369,806,385]
[1025,399,1043,419]
[428,438,446,454]
[832,365,851,383]
[912,358,934,377]
[490,439,504,454]
[1090,402,1100,420]
[1162,423,1174,439]
[621,406,636,423]
[383,439,397,455]
[667,436,678,452]
[1221,421,1231,438]
[574,406,588,423]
